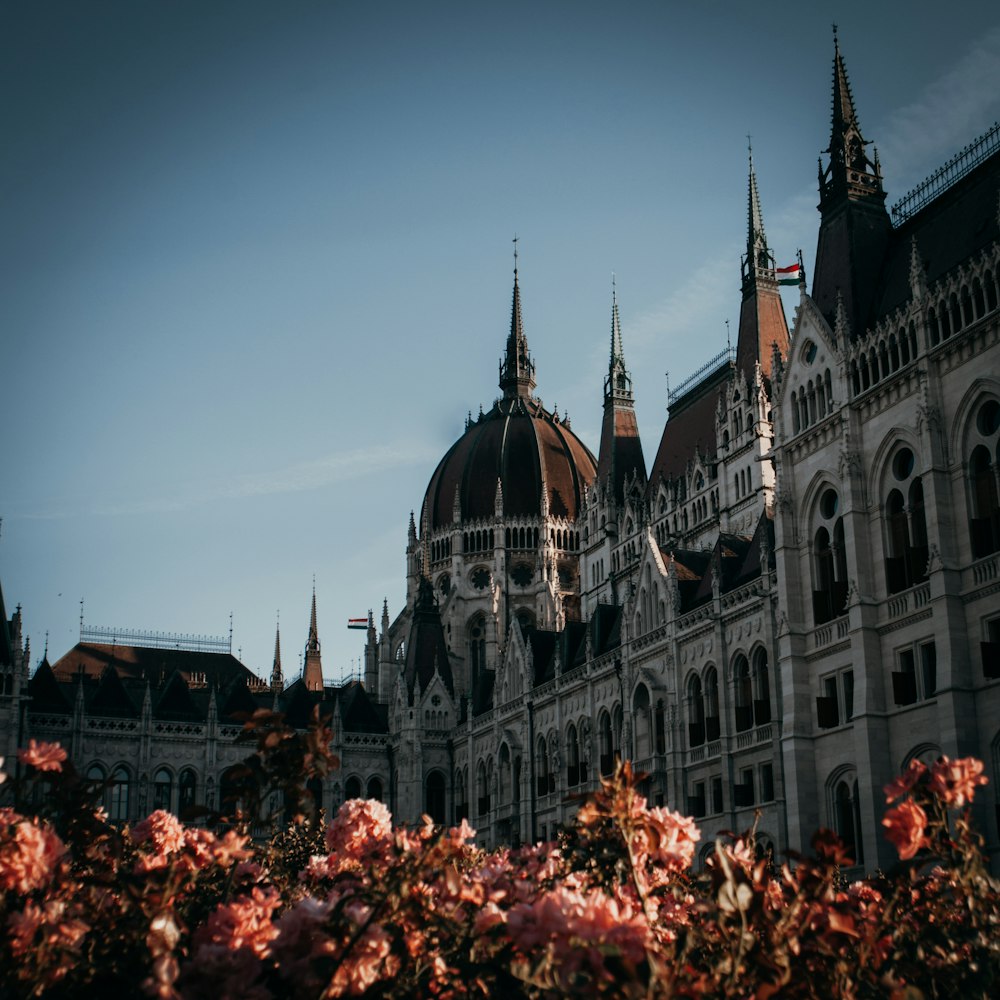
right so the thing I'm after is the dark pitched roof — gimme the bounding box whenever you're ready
[27,659,71,713]
[649,364,728,486]
[90,664,138,718]
[873,149,1000,324]
[153,670,201,721]
[338,681,388,733]
[402,579,454,701]
[50,642,261,689]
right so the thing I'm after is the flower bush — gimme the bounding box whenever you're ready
[1,720,997,998]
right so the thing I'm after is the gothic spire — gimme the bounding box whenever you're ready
[735,145,789,381]
[819,27,884,213]
[605,277,634,405]
[813,28,890,338]
[499,237,537,400]
[597,279,646,505]
[741,140,775,299]
[303,583,323,692]
[270,616,282,692]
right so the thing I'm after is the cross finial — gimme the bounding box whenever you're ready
[747,132,752,157]
[512,234,519,275]
[612,271,616,301]
[726,318,731,350]
[832,22,838,47]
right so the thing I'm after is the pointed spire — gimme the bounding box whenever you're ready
[908,235,927,301]
[598,277,646,505]
[303,584,323,692]
[499,237,537,399]
[819,27,884,213]
[270,614,283,692]
[741,138,775,299]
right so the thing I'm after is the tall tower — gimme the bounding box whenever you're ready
[812,29,891,336]
[303,585,323,692]
[736,144,790,381]
[498,241,537,400]
[596,281,647,505]
[270,618,283,693]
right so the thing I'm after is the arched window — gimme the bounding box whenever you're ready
[567,724,580,786]
[345,776,363,801]
[688,675,705,747]
[752,648,771,725]
[633,684,651,758]
[536,736,550,796]
[108,767,130,824]
[425,770,446,824]
[454,768,468,823]
[733,656,752,732]
[654,700,666,755]
[468,615,487,679]
[599,711,614,775]
[885,489,911,593]
[968,399,1000,557]
[499,744,512,803]
[704,668,720,740]
[833,776,864,866]
[366,776,383,802]
[152,768,172,813]
[477,761,489,816]
[179,769,197,816]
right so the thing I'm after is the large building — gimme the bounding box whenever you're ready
[3,35,999,872]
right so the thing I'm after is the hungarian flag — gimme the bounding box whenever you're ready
[777,263,802,286]
[347,617,367,630]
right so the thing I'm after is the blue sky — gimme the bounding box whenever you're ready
[3,1,1000,682]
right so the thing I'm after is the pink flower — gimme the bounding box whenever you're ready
[928,756,988,808]
[17,739,68,773]
[195,887,281,958]
[325,798,393,859]
[0,819,66,893]
[882,799,928,860]
[132,810,187,871]
[506,887,649,988]
[883,758,927,803]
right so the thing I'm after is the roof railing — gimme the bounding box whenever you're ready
[890,121,1000,226]
[80,625,231,654]
[668,347,734,406]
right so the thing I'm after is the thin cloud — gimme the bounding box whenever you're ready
[12,444,437,520]
[878,24,1000,188]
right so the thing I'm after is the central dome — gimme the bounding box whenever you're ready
[422,395,597,530]
[421,265,597,532]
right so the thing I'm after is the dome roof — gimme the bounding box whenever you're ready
[421,262,597,532]
[421,395,597,531]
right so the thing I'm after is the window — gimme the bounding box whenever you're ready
[109,767,130,824]
[884,447,929,592]
[892,640,937,705]
[733,655,753,732]
[760,763,774,802]
[832,775,864,866]
[812,488,848,624]
[468,615,487,678]
[689,781,706,818]
[752,648,771,725]
[711,776,724,814]
[983,617,1000,680]
[425,770,446,824]
[179,769,197,816]
[345,776,362,800]
[688,675,705,747]
[454,769,468,823]
[654,700,666,755]
[477,761,490,817]
[567,724,581,786]
[599,711,615,776]
[734,767,755,808]
[704,669,720,741]
[817,669,854,729]
[968,399,1000,557]
[152,768,172,812]
[367,777,383,802]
